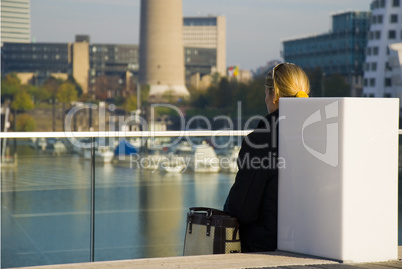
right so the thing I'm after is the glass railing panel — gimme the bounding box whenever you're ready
[1,137,91,268]
[92,135,240,260]
[399,136,402,246]
[5,130,400,267]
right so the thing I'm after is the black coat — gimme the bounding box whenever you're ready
[225,109,279,252]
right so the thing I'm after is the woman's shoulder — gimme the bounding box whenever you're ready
[256,109,279,130]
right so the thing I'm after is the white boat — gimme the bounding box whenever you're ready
[161,154,186,173]
[36,138,47,151]
[45,138,67,155]
[228,146,241,173]
[84,146,114,163]
[190,141,220,173]
[173,141,193,154]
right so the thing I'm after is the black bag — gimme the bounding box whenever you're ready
[183,207,241,256]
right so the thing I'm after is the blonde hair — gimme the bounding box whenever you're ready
[270,63,310,101]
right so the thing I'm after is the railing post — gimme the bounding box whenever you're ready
[90,137,95,262]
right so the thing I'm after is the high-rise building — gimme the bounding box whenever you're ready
[1,0,31,43]
[387,43,402,104]
[362,0,402,99]
[183,16,226,79]
[283,11,370,96]
[139,0,189,99]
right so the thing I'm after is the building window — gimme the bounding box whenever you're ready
[367,47,372,55]
[388,30,396,39]
[393,0,400,6]
[372,16,377,24]
[370,78,375,86]
[381,0,386,7]
[390,14,398,23]
[369,31,374,40]
[369,93,375,97]
[373,47,379,55]
[365,63,370,71]
[375,31,381,39]
[378,15,383,23]
[364,79,368,87]
[386,62,392,70]
[383,93,392,97]
[371,62,377,71]
[384,78,392,87]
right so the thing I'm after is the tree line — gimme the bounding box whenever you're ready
[1,69,351,131]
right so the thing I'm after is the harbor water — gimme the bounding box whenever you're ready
[1,144,235,268]
[2,143,402,268]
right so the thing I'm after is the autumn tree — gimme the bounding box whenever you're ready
[11,90,34,111]
[16,114,36,132]
[57,81,78,131]
[10,89,35,131]
[123,95,138,113]
[43,77,63,131]
[1,73,21,101]
[25,84,49,104]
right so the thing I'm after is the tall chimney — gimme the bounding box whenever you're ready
[139,0,189,99]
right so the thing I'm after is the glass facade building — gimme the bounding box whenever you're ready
[283,11,370,96]
[1,42,71,85]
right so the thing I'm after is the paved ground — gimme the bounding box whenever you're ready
[15,247,402,269]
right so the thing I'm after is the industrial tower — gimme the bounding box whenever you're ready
[139,0,189,99]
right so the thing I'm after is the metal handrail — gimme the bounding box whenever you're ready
[1,129,401,138]
[0,129,252,262]
[0,130,253,139]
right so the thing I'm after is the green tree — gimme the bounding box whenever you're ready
[57,81,78,131]
[305,67,324,97]
[11,90,34,111]
[25,84,50,104]
[1,73,21,101]
[324,74,351,97]
[57,81,78,106]
[244,75,266,116]
[16,113,36,132]
[43,77,63,131]
[67,75,83,97]
[216,77,232,109]
[123,95,138,113]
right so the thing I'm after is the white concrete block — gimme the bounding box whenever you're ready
[278,98,399,262]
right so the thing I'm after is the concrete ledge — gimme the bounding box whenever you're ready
[15,247,402,269]
[18,251,338,269]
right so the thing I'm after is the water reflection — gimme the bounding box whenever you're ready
[139,172,184,258]
[4,144,400,268]
[1,146,234,268]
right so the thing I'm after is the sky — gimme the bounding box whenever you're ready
[31,0,372,71]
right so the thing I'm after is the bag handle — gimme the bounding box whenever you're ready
[189,207,228,216]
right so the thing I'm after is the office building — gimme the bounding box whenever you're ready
[283,11,370,96]
[1,36,140,95]
[183,16,226,81]
[90,44,138,78]
[362,0,402,100]
[1,42,71,85]
[1,0,31,43]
